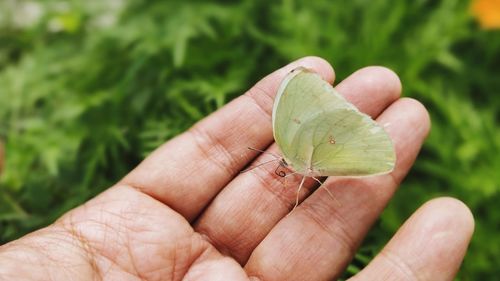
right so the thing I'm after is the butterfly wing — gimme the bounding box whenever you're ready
[290,108,395,176]
[272,68,354,168]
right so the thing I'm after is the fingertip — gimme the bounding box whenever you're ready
[335,66,401,117]
[380,97,430,144]
[351,66,402,101]
[248,56,335,105]
[393,196,475,262]
[287,56,335,84]
[419,197,475,238]
[396,97,431,138]
[354,197,474,281]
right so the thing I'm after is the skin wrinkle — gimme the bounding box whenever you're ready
[109,184,181,218]
[54,187,178,281]
[124,186,208,275]
[1,229,95,281]
[94,252,145,281]
[170,234,195,281]
[122,220,180,279]
[7,241,51,278]
[244,86,275,120]
[91,228,156,278]
[188,126,239,179]
[169,234,208,281]
[378,249,422,281]
[195,224,233,257]
[298,201,357,257]
[93,219,173,281]
[60,214,104,281]
[181,242,219,280]
[304,181,354,229]
[200,201,266,262]
[44,235,86,278]
[168,235,214,280]
[66,225,104,280]
[124,233,146,281]
[249,167,307,210]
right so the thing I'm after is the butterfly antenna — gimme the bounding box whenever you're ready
[247,147,282,160]
[312,176,342,207]
[240,158,281,173]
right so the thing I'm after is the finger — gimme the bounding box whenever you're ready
[350,197,474,281]
[245,98,431,281]
[120,56,335,221]
[195,67,402,263]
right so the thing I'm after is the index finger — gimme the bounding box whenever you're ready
[119,57,335,221]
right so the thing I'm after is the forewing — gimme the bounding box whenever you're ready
[304,109,396,176]
[272,68,353,161]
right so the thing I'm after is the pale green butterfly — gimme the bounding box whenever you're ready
[269,67,396,207]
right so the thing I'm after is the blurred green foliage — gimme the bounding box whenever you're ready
[0,0,499,279]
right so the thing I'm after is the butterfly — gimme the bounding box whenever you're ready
[264,67,396,208]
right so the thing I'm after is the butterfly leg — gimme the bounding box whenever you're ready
[291,175,307,213]
[312,176,342,207]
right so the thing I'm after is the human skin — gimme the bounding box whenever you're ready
[0,57,474,281]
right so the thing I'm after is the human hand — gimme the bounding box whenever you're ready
[0,57,473,281]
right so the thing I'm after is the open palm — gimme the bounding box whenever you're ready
[0,57,473,281]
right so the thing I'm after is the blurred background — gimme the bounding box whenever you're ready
[0,0,499,279]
